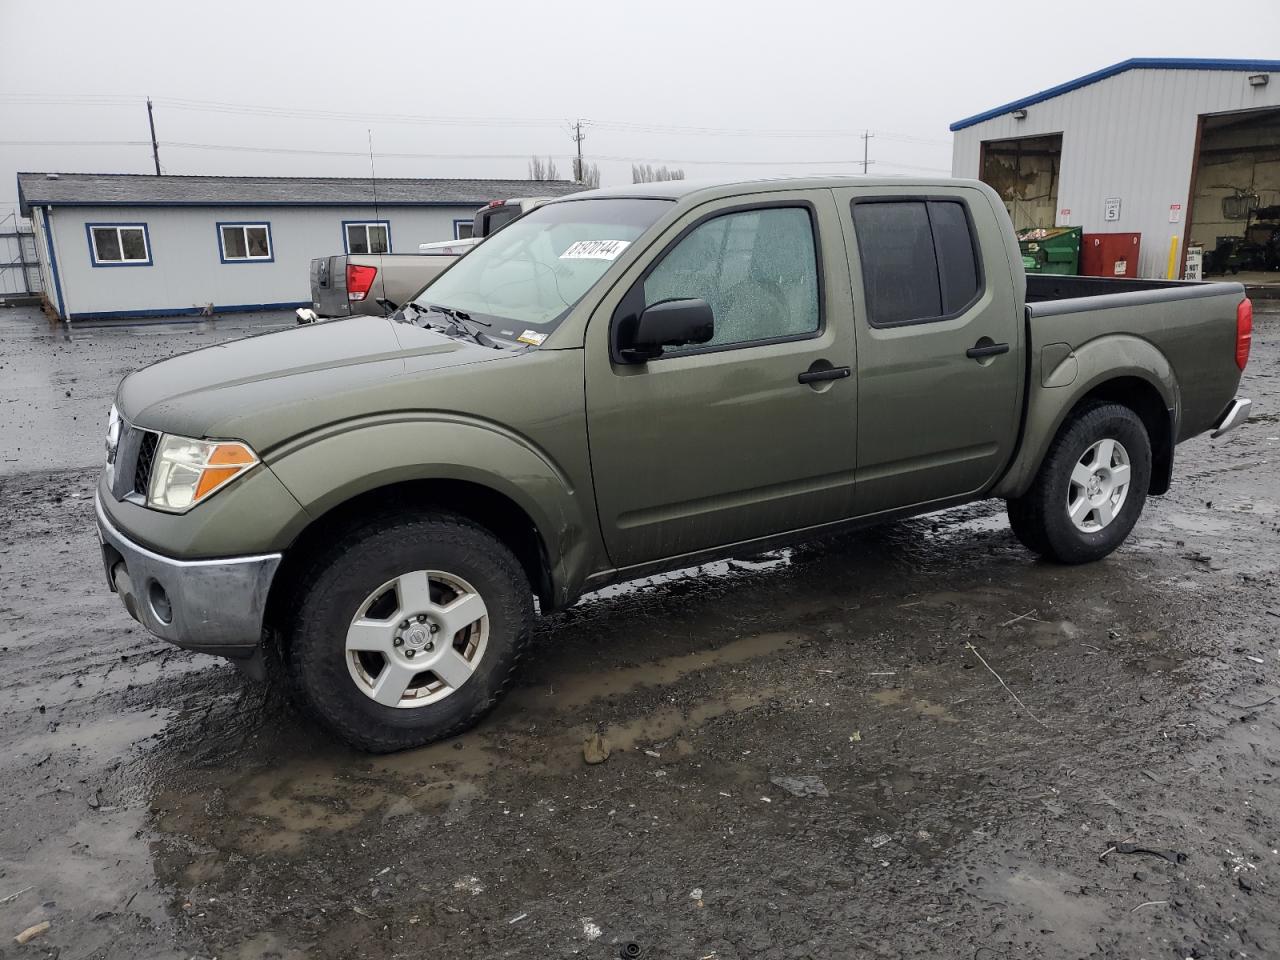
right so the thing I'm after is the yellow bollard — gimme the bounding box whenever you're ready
[1167,235,1180,280]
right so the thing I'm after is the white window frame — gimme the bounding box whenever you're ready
[453,218,474,240]
[88,223,151,266]
[218,223,273,263]
[344,220,391,254]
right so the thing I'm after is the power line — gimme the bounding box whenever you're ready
[0,137,951,174]
[0,94,952,145]
[0,139,149,147]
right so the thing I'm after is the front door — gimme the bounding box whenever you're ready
[585,191,858,569]
[833,186,1024,516]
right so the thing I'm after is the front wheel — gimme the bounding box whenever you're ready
[1006,402,1152,564]
[286,512,532,752]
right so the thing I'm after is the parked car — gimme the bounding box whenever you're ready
[97,176,1253,752]
[303,197,565,322]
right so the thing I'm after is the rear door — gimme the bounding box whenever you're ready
[584,190,859,568]
[833,185,1023,515]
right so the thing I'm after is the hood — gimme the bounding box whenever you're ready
[116,315,507,448]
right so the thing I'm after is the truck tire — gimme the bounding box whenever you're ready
[285,512,531,752]
[1005,402,1151,565]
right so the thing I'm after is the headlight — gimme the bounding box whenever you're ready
[105,405,121,463]
[147,435,259,512]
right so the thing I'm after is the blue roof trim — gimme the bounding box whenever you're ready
[67,300,309,322]
[950,58,1280,131]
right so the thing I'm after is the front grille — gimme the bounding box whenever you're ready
[133,431,159,496]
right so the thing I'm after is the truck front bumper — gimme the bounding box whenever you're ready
[1211,397,1252,439]
[95,494,282,657]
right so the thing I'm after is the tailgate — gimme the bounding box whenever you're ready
[310,256,351,318]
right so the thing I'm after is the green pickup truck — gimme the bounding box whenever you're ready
[96,176,1254,751]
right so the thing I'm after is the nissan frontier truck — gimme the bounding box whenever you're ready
[96,177,1254,751]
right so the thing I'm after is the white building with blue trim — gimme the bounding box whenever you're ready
[950,58,1280,280]
[17,173,580,320]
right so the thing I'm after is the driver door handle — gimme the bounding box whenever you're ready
[797,365,851,384]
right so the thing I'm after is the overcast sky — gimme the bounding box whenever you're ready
[3,0,1278,212]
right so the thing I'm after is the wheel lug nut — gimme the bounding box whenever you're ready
[416,614,428,623]
[392,637,404,647]
[405,649,416,659]
[400,620,410,629]
[429,623,439,633]
[425,642,434,651]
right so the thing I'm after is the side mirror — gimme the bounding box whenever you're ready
[619,298,714,362]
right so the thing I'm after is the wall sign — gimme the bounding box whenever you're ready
[1103,198,1121,222]
[1169,203,1182,223]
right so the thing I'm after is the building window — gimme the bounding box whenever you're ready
[453,219,474,240]
[218,223,273,263]
[344,220,390,254]
[87,223,151,266]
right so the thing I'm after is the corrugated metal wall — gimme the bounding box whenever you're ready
[952,68,1280,278]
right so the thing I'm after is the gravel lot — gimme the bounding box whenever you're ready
[0,304,1277,960]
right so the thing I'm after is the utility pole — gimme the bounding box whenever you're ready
[146,97,161,175]
[571,119,585,182]
[860,130,873,175]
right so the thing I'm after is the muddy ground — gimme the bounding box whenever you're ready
[1,304,1278,960]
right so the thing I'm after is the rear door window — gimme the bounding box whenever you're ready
[852,199,982,326]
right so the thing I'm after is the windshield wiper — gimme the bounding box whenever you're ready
[415,304,497,348]
[428,304,490,326]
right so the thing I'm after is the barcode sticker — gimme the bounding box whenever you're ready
[560,239,631,261]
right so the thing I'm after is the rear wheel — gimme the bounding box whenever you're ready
[286,512,531,752]
[1006,402,1152,564]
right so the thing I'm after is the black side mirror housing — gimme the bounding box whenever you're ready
[618,298,714,362]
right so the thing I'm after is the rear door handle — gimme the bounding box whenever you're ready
[797,365,851,384]
[966,341,1010,360]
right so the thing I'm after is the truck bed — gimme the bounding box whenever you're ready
[1024,273,1247,443]
[1026,273,1229,305]
[310,253,456,318]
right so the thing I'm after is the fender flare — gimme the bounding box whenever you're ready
[265,413,594,603]
[994,334,1177,499]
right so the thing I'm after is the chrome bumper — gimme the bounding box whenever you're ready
[1211,397,1252,439]
[95,495,282,653]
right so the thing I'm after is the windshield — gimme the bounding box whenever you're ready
[414,198,672,333]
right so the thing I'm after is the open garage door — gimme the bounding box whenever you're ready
[1188,107,1280,282]
[979,133,1063,232]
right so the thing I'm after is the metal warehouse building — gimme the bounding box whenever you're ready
[16,173,581,320]
[951,58,1280,281]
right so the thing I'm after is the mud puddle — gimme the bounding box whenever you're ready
[1,305,1278,958]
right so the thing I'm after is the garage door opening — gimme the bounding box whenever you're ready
[979,133,1063,232]
[1188,107,1280,282]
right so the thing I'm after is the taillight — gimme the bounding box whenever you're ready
[1236,298,1253,371]
[347,263,377,302]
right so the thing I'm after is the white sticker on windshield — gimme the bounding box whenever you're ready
[559,239,631,261]
[517,330,547,346]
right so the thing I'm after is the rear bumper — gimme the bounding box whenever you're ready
[95,494,281,655]
[1211,397,1252,439]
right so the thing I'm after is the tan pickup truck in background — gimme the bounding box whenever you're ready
[303,197,570,321]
